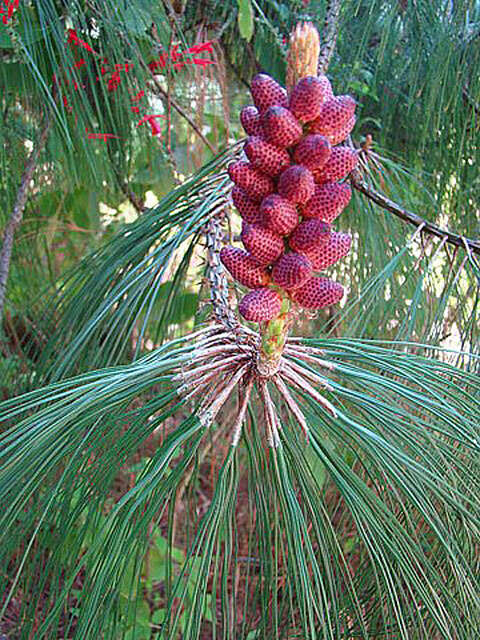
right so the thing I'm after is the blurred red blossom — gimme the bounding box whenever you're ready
[86,127,121,143]
[0,0,19,25]
[137,114,165,137]
[67,28,97,54]
[59,31,214,139]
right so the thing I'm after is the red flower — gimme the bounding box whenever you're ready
[148,42,215,73]
[1,0,19,25]
[131,90,145,102]
[148,52,168,71]
[190,58,215,68]
[114,62,133,73]
[86,127,121,143]
[170,44,181,62]
[62,95,73,113]
[186,41,214,55]
[137,114,165,137]
[67,28,97,55]
[107,71,122,92]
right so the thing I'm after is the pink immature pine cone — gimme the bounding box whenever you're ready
[220,246,270,289]
[326,115,356,146]
[272,252,312,290]
[244,136,291,177]
[261,106,303,148]
[304,232,352,271]
[313,147,358,184]
[293,134,331,172]
[317,75,334,102]
[289,219,331,253]
[278,165,315,204]
[292,277,344,309]
[250,73,288,113]
[302,183,352,223]
[239,287,283,322]
[240,105,263,137]
[241,223,284,265]
[228,161,274,202]
[260,194,299,236]
[289,75,327,122]
[231,186,265,226]
[311,95,356,136]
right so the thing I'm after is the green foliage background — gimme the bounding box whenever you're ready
[0,1,479,638]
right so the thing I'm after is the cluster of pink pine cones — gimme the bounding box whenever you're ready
[221,72,358,323]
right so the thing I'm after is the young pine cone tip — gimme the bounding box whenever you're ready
[286,22,321,92]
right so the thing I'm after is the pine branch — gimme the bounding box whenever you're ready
[0,110,52,322]
[350,169,480,256]
[318,0,342,74]
[205,214,240,332]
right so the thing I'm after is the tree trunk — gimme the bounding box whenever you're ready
[0,112,52,322]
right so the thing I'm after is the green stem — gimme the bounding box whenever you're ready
[258,298,291,376]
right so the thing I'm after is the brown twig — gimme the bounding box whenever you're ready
[350,169,480,256]
[116,177,145,213]
[0,110,53,322]
[318,0,342,74]
[166,24,174,160]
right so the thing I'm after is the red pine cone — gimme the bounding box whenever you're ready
[302,183,352,223]
[293,134,331,172]
[260,194,299,236]
[326,115,356,146]
[278,165,315,204]
[289,76,326,122]
[250,73,288,113]
[313,147,358,184]
[231,186,265,225]
[303,232,352,271]
[271,252,312,290]
[311,95,356,136]
[228,161,274,202]
[292,277,344,309]
[240,105,263,137]
[239,287,283,322]
[261,106,303,148]
[220,246,270,289]
[244,136,291,177]
[241,223,284,265]
[289,219,331,253]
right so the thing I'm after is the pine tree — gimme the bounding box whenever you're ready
[0,2,479,638]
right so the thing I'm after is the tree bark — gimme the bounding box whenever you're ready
[0,111,52,322]
[318,0,342,74]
